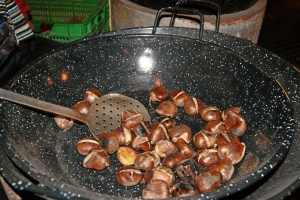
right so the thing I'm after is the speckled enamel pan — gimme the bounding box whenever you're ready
[0,27,299,200]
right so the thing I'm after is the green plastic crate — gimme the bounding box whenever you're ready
[26,0,110,43]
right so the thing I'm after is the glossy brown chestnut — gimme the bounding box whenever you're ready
[171,181,199,197]
[200,106,222,122]
[148,86,168,102]
[175,159,202,185]
[112,126,135,146]
[218,135,246,164]
[54,116,74,131]
[83,87,102,104]
[223,110,247,136]
[73,100,90,114]
[206,159,235,182]
[195,149,220,167]
[184,97,205,115]
[162,152,186,169]
[134,151,160,171]
[134,121,151,137]
[121,110,144,131]
[193,130,217,150]
[142,179,171,199]
[195,171,222,193]
[98,133,119,154]
[169,90,190,107]
[144,166,175,187]
[116,166,143,186]
[205,120,227,135]
[159,117,176,129]
[175,138,196,159]
[168,124,192,143]
[154,140,178,157]
[117,146,139,166]
[83,148,110,170]
[156,101,178,118]
[148,123,169,145]
[132,136,152,152]
[76,137,99,155]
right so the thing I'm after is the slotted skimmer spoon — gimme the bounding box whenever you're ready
[0,88,151,138]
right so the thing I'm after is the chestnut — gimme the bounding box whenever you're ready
[223,110,247,136]
[193,130,217,150]
[162,152,186,169]
[148,86,168,103]
[76,137,99,155]
[116,166,143,186]
[132,136,152,152]
[142,179,171,199]
[156,101,178,118]
[195,149,220,167]
[217,135,246,164]
[168,124,192,143]
[73,100,90,114]
[134,120,151,137]
[144,166,175,187]
[169,90,190,107]
[98,133,119,154]
[121,110,144,131]
[154,140,178,157]
[117,146,139,165]
[175,159,202,185]
[83,148,110,170]
[206,159,234,182]
[134,151,160,171]
[195,171,222,193]
[222,107,241,118]
[175,138,196,159]
[54,115,74,131]
[205,120,227,135]
[171,181,199,197]
[159,117,176,129]
[148,123,169,145]
[184,97,205,115]
[111,126,135,146]
[200,106,222,122]
[83,87,102,104]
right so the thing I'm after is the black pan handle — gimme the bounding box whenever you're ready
[152,7,204,39]
[171,0,221,32]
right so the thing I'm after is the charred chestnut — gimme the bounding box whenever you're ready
[156,101,178,118]
[195,171,222,193]
[116,166,143,186]
[175,159,202,185]
[98,133,119,154]
[171,181,199,197]
[83,149,110,170]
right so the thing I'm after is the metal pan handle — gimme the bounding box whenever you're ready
[171,0,221,32]
[152,7,204,40]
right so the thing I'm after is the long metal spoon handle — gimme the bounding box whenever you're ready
[0,88,88,124]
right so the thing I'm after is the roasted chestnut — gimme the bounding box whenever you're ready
[142,179,171,199]
[83,148,110,170]
[206,159,234,182]
[162,152,186,169]
[111,126,135,146]
[184,97,205,115]
[200,106,222,122]
[98,133,119,154]
[195,171,222,193]
[116,146,139,166]
[76,137,99,155]
[116,166,143,186]
[154,140,178,157]
[144,166,175,187]
[205,120,227,135]
[156,101,178,118]
[83,87,102,104]
[148,86,168,103]
[193,130,217,149]
[148,123,169,145]
[73,100,90,114]
[134,120,151,137]
[159,117,176,129]
[168,124,192,143]
[223,110,247,136]
[121,110,144,131]
[171,181,199,197]
[132,136,152,152]
[175,159,202,185]
[195,148,220,167]
[54,115,74,131]
[175,138,196,159]
[134,151,160,171]
[169,90,190,107]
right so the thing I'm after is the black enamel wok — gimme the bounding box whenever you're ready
[0,7,299,200]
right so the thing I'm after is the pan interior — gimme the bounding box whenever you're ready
[0,34,294,199]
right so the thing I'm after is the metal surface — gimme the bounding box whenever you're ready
[0,89,150,138]
[110,0,266,43]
